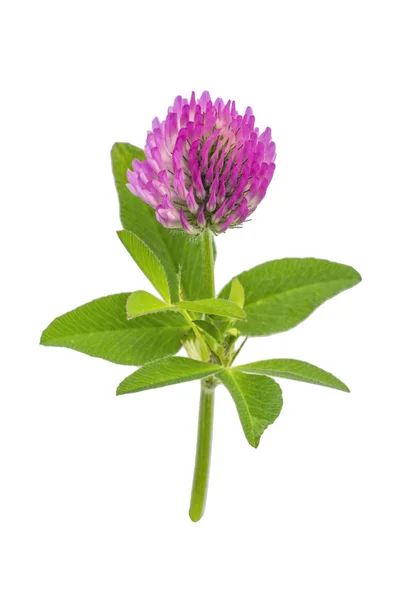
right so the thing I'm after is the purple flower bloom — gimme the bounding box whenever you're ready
[127,92,276,234]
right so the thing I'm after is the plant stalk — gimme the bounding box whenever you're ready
[189,380,215,522]
[189,229,215,522]
[201,228,215,298]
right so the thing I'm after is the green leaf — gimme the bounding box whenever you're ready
[216,370,283,448]
[229,278,245,308]
[111,143,180,303]
[126,291,168,318]
[190,321,220,355]
[177,299,246,320]
[117,230,171,302]
[40,293,189,365]
[161,230,216,301]
[219,258,361,336]
[192,320,222,343]
[117,357,223,395]
[125,292,246,323]
[111,143,215,302]
[235,359,349,392]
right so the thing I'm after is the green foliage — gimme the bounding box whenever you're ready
[191,320,222,355]
[192,320,221,343]
[219,258,361,336]
[40,293,189,365]
[229,278,245,308]
[125,291,246,322]
[117,357,222,395]
[235,358,349,392]
[116,356,284,448]
[117,230,171,302]
[216,370,283,447]
[177,299,246,320]
[126,291,168,318]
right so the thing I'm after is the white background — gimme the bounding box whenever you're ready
[1,1,399,598]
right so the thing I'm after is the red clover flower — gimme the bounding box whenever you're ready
[127,91,276,234]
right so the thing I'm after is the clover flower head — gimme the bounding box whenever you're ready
[127,91,276,234]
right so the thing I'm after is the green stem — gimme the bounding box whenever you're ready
[201,228,215,297]
[189,380,215,522]
[189,229,215,522]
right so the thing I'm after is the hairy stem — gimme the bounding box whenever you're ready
[189,229,215,522]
